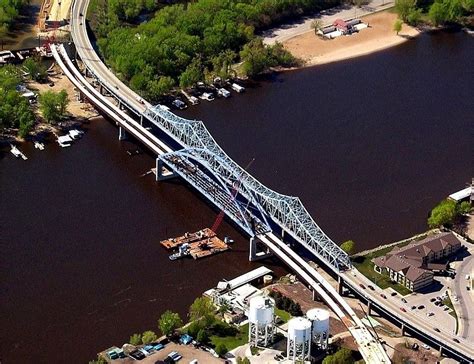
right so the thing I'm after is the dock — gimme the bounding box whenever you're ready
[160,228,230,260]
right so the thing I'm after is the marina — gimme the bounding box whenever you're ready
[160,228,231,260]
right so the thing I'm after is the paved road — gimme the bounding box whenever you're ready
[263,0,395,45]
[450,243,474,341]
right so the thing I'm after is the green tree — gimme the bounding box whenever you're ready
[429,0,449,25]
[458,201,471,215]
[428,199,457,228]
[23,58,48,82]
[395,0,417,21]
[189,297,215,326]
[141,330,158,344]
[240,38,271,77]
[340,240,356,255]
[158,310,183,336]
[88,355,107,364]
[236,358,251,364]
[394,19,403,34]
[39,90,69,124]
[129,333,142,345]
[179,58,203,88]
[215,343,228,356]
[406,8,422,25]
[147,76,175,100]
[187,320,204,338]
[196,328,209,344]
[322,347,354,364]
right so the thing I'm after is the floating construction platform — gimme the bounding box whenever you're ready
[160,228,230,260]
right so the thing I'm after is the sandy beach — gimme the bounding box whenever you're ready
[283,11,420,67]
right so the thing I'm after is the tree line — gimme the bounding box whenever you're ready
[0,60,70,138]
[395,0,474,26]
[0,0,29,35]
[93,0,341,101]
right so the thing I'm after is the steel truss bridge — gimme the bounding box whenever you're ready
[144,105,351,272]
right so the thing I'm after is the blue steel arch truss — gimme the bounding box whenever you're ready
[144,105,351,272]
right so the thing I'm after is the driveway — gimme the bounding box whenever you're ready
[262,0,395,45]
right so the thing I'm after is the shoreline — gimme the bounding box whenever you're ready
[282,11,421,69]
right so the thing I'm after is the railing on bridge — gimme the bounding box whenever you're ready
[144,105,352,272]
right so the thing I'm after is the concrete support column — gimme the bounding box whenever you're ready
[84,67,88,78]
[337,276,344,296]
[156,158,176,181]
[140,115,144,126]
[439,346,443,356]
[401,323,405,336]
[249,236,272,261]
[312,289,318,301]
[367,301,372,316]
[99,84,104,95]
[118,126,126,141]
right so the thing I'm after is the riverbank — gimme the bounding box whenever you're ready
[0,64,99,143]
[283,11,420,67]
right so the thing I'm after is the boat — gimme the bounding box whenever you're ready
[172,99,187,110]
[217,88,231,98]
[189,96,199,105]
[231,83,245,93]
[10,144,27,160]
[68,129,84,140]
[57,135,73,148]
[199,92,215,101]
[34,141,45,150]
[169,243,190,260]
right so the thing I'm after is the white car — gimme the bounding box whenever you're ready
[422,344,430,350]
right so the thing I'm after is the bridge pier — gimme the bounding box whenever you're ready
[401,323,405,336]
[155,158,177,181]
[367,301,372,316]
[140,115,144,126]
[249,236,272,261]
[337,276,344,296]
[118,126,126,141]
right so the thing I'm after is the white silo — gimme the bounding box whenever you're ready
[248,296,275,347]
[287,317,312,363]
[306,308,330,349]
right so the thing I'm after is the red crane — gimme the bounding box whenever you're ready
[211,158,255,233]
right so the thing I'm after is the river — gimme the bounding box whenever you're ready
[0,31,473,363]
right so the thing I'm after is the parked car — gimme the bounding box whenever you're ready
[380,294,387,299]
[422,344,430,350]
[400,307,407,312]
[418,305,425,309]
[434,328,440,332]
[391,292,397,297]
[411,305,416,310]
[453,338,460,343]
[359,284,366,289]
[368,285,375,291]
[401,298,407,303]
[430,297,436,302]
[428,312,435,316]
[172,99,187,110]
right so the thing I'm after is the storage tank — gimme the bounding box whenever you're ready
[287,317,311,362]
[306,308,330,349]
[263,274,273,285]
[248,296,275,347]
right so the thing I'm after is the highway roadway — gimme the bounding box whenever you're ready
[343,269,474,361]
[65,0,473,361]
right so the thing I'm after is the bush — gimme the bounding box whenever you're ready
[158,310,183,337]
[210,320,238,337]
[129,333,142,345]
[142,330,158,344]
[215,343,228,356]
[196,329,209,344]
[187,320,204,338]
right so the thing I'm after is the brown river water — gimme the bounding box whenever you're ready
[0,31,473,363]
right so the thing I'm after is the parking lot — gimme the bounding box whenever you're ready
[110,342,224,364]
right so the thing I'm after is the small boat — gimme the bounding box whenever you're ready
[231,83,245,93]
[188,96,199,105]
[199,92,215,101]
[68,129,84,140]
[172,99,187,110]
[34,141,45,150]
[217,88,231,98]
[10,144,28,160]
[57,135,73,148]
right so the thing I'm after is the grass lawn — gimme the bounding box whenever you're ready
[443,296,459,333]
[275,308,291,323]
[210,323,249,351]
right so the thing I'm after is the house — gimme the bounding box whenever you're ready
[372,232,462,291]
